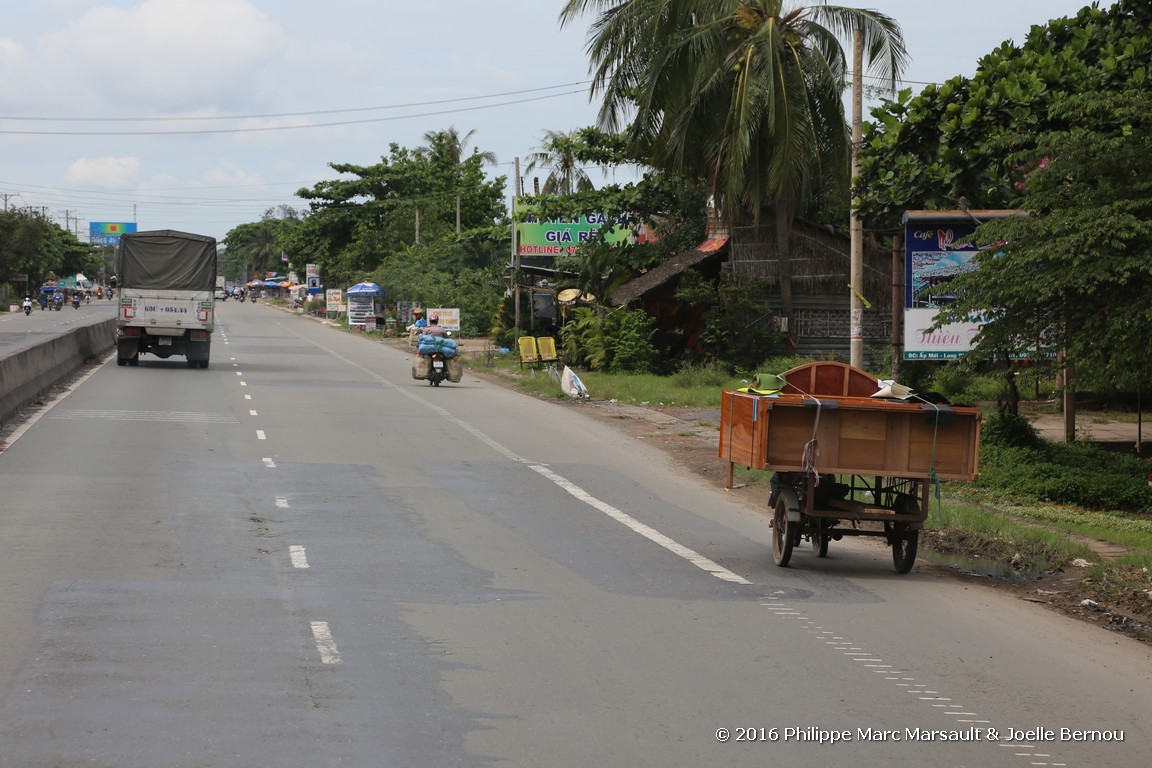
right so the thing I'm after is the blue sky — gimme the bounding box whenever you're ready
[0,0,1100,242]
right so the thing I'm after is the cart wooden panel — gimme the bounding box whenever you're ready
[720,390,981,481]
[719,361,981,483]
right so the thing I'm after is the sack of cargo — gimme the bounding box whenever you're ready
[417,335,458,357]
[412,355,431,380]
[447,357,463,382]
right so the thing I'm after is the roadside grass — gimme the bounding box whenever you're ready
[476,356,744,407]
[926,496,1097,573]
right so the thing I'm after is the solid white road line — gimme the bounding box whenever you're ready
[530,464,752,585]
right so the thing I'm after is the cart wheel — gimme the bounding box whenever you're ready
[811,519,830,558]
[892,529,919,574]
[772,501,796,567]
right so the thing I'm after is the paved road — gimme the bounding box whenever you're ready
[0,303,1148,767]
[0,297,117,357]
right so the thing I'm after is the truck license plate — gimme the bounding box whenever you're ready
[157,336,172,346]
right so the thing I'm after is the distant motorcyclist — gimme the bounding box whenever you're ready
[22,295,33,315]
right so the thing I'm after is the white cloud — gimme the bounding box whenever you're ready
[66,155,140,186]
[34,0,285,113]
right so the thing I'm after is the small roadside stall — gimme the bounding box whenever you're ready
[346,282,386,330]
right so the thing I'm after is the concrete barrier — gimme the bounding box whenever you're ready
[0,317,117,427]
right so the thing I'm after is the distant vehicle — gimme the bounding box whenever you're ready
[115,230,217,368]
[214,288,228,300]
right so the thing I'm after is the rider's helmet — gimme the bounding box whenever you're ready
[429,314,439,323]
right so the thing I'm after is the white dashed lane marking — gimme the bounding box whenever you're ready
[310,621,341,664]
[289,545,310,569]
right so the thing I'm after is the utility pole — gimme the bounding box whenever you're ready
[1,192,18,211]
[849,27,865,369]
[513,156,522,334]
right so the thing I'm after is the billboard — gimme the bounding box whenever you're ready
[516,200,633,257]
[89,221,138,245]
[902,210,1024,360]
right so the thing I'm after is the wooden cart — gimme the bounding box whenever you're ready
[719,362,981,573]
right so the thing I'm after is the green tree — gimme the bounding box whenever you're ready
[855,2,1152,233]
[222,211,286,281]
[0,209,96,291]
[560,0,907,350]
[933,88,1152,410]
[279,137,508,311]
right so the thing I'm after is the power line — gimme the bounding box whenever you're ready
[0,87,592,136]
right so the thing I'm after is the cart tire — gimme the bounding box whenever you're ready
[811,519,830,558]
[772,501,796,567]
[892,529,919,574]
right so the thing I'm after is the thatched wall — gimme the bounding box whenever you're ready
[730,221,891,300]
[731,221,896,364]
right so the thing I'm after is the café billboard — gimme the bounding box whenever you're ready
[902,210,1025,360]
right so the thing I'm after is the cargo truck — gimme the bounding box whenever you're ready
[115,229,217,368]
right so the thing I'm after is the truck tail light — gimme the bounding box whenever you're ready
[121,327,142,337]
[190,330,210,341]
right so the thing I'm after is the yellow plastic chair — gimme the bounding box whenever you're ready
[536,336,560,365]
[518,336,540,369]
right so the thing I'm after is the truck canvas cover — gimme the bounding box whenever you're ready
[116,230,217,290]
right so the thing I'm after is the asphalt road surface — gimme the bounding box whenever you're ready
[0,296,117,357]
[0,303,1149,768]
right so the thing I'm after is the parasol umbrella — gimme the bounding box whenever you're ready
[347,282,385,296]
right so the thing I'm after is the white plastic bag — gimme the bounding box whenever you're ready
[560,365,589,399]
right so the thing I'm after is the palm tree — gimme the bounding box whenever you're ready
[560,0,907,350]
[525,129,597,195]
[422,126,497,166]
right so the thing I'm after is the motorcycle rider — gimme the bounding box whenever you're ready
[22,294,33,314]
[422,313,448,338]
